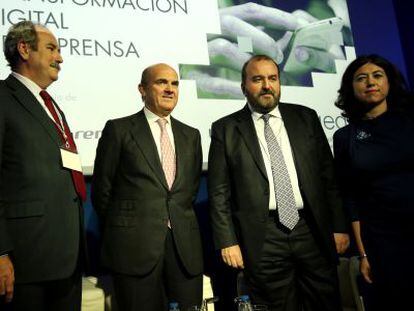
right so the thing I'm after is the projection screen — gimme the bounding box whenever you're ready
[0,0,356,174]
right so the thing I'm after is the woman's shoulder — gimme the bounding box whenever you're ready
[405,102,414,119]
[334,124,352,141]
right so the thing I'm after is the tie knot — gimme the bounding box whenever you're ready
[157,118,168,130]
[262,114,271,124]
[39,90,51,101]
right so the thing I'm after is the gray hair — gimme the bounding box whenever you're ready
[4,21,40,70]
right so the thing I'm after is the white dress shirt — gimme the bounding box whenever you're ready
[143,107,176,161]
[249,104,304,211]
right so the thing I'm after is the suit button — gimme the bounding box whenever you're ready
[264,189,269,195]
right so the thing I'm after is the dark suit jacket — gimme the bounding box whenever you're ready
[0,75,82,283]
[92,110,203,276]
[208,104,347,272]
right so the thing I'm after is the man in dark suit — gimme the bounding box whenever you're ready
[92,63,203,310]
[208,55,349,310]
[0,21,86,310]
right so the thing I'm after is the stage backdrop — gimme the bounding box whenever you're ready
[1,0,357,174]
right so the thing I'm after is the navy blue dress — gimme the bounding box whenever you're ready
[333,108,414,310]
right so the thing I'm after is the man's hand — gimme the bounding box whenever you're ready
[333,233,349,254]
[360,257,373,284]
[221,245,244,269]
[0,255,14,303]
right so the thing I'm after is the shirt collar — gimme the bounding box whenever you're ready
[143,106,172,124]
[12,71,43,95]
[247,102,281,122]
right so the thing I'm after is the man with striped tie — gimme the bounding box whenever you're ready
[208,54,349,311]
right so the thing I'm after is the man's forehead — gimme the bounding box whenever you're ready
[247,60,278,73]
[34,25,52,36]
[149,65,178,81]
[246,59,279,76]
[35,26,58,44]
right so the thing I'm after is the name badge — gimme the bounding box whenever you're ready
[60,148,83,172]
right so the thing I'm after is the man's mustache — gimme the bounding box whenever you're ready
[259,90,274,96]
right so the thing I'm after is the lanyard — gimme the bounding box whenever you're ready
[43,99,71,149]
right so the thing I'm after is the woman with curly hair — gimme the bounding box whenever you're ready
[333,54,414,311]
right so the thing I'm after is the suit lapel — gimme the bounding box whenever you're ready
[5,75,62,147]
[235,105,268,180]
[279,104,307,183]
[170,117,185,190]
[129,111,169,190]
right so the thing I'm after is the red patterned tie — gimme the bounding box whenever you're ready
[40,90,87,202]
